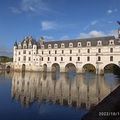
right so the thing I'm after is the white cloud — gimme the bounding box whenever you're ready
[80,30,105,38]
[41,21,57,30]
[91,20,98,25]
[107,9,112,14]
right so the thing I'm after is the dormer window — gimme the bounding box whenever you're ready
[78,42,81,47]
[54,44,58,48]
[23,44,27,49]
[18,42,22,49]
[69,42,73,48]
[61,43,65,48]
[48,44,52,49]
[87,41,91,47]
[97,41,102,46]
[109,40,114,45]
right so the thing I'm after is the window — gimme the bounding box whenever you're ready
[110,56,113,61]
[28,57,31,61]
[69,43,73,47]
[23,45,27,49]
[55,57,57,61]
[87,41,91,46]
[61,57,63,61]
[23,50,26,54]
[48,44,51,49]
[49,51,51,54]
[70,57,72,61]
[48,57,50,61]
[42,51,44,54]
[70,50,72,54]
[18,52,21,55]
[18,57,20,61]
[55,50,57,54]
[78,42,81,47]
[29,51,31,55]
[23,56,26,61]
[110,48,113,53]
[78,49,80,53]
[62,50,64,54]
[97,41,102,46]
[98,48,101,53]
[87,56,90,61]
[98,56,101,61]
[61,43,65,48]
[78,57,80,61]
[41,45,44,49]
[109,40,114,45]
[54,44,58,48]
[87,49,90,53]
[41,57,43,61]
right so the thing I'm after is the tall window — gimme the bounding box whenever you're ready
[70,50,72,54]
[18,52,21,55]
[62,50,64,54]
[87,49,90,53]
[23,50,26,54]
[98,48,101,53]
[18,57,20,61]
[70,57,72,61]
[98,56,101,61]
[48,57,50,61]
[87,56,90,61]
[110,48,113,53]
[55,57,57,61]
[29,51,31,55]
[78,49,80,53]
[42,57,43,61]
[42,51,44,54]
[23,56,26,61]
[28,57,31,61]
[110,56,113,61]
[49,51,51,54]
[78,57,80,61]
[61,57,63,61]
[55,50,57,54]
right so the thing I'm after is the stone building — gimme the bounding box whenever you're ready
[13,29,120,74]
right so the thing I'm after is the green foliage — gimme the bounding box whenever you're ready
[0,56,13,63]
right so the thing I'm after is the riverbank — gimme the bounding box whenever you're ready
[82,85,120,120]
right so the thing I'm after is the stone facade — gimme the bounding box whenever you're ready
[13,29,120,74]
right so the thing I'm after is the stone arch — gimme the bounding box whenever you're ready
[65,63,76,73]
[82,63,96,73]
[43,64,47,72]
[6,65,11,71]
[22,64,26,72]
[51,63,60,73]
[104,63,120,74]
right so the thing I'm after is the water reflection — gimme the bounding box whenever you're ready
[11,72,120,109]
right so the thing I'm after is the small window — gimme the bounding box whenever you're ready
[70,57,72,61]
[23,56,26,61]
[54,44,58,48]
[48,57,50,61]
[18,57,20,61]
[69,43,73,48]
[109,40,114,45]
[28,57,31,61]
[61,57,63,61]
[42,51,44,54]
[49,51,51,54]
[87,41,91,46]
[62,50,64,54]
[110,48,113,53]
[29,51,31,55]
[78,42,81,47]
[87,49,90,53]
[98,56,101,61]
[18,52,21,55]
[55,57,57,61]
[87,56,90,61]
[48,44,52,48]
[78,57,80,61]
[70,50,72,54]
[98,48,101,53]
[55,50,57,54]
[41,57,43,61]
[110,56,113,61]
[78,49,80,53]
[97,41,102,46]
[41,45,44,49]
[61,43,65,48]
[23,50,26,54]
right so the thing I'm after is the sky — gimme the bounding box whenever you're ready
[0,0,120,56]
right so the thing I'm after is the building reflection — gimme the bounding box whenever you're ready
[11,72,119,109]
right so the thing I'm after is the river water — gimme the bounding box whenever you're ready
[0,71,120,120]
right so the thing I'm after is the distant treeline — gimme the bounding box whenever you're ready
[0,56,13,63]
